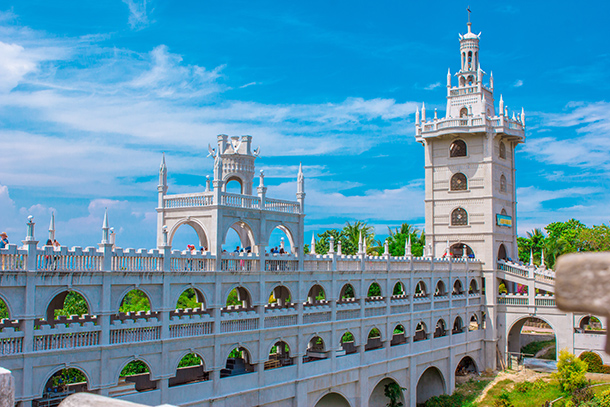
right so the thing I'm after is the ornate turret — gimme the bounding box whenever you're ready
[210,134,260,195]
[297,163,305,212]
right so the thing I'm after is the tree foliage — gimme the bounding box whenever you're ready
[517,219,610,269]
[314,221,380,255]
[387,223,425,257]
[54,291,89,318]
[554,349,588,393]
[177,288,203,309]
[384,381,406,407]
[0,298,8,319]
[119,289,151,313]
[178,353,203,368]
[120,360,150,377]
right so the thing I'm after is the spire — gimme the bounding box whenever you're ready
[499,95,504,115]
[434,108,438,120]
[310,233,316,254]
[405,235,412,257]
[101,208,110,244]
[384,239,389,256]
[490,71,494,89]
[540,249,545,268]
[158,153,168,194]
[512,111,516,121]
[529,247,534,266]
[421,103,426,122]
[48,212,55,241]
[358,231,363,254]
[521,107,525,124]
[415,107,420,125]
[447,68,451,87]
[297,162,304,194]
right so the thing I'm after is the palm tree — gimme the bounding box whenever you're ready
[343,221,379,255]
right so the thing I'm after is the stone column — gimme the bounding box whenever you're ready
[0,367,15,407]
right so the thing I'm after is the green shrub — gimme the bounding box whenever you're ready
[571,385,594,405]
[514,381,533,393]
[580,352,603,373]
[493,390,514,407]
[596,389,610,407]
[424,393,464,407]
[602,365,610,374]
[554,349,588,393]
[532,378,547,390]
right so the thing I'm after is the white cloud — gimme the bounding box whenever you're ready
[122,0,151,30]
[424,82,441,90]
[513,79,523,87]
[239,82,258,89]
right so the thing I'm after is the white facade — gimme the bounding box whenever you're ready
[0,18,606,407]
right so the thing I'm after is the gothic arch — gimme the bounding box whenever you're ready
[507,316,557,356]
[500,174,507,192]
[455,355,479,376]
[172,285,207,310]
[453,279,464,294]
[453,316,464,334]
[392,280,406,297]
[306,283,328,303]
[450,207,468,226]
[416,366,446,404]
[38,364,92,397]
[115,356,156,383]
[168,218,210,249]
[449,140,467,157]
[267,284,293,306]
[171,351,207,373]
[314,391,352,407]
[367,281,383,298]
[497,244,507,261]
[265,222,297,253]
[265,337,297,358]
[434,279,447,296]
[0,293,12,319]
[368,376,405,407]
[339,283,357,300]
[450,172,468,191]
[224,285,254,308]
[115,286,154,312]
[222,219,256,249]
[44,288,93,321]
[222,174,245,193]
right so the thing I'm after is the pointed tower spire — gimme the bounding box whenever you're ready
[521,107,525,124]
[540,249,545,269]
[490,71,494,89]
[499,95,504,115]
[415,107,420,125]
[296,163,305,213]
[158,153,168,195]
[101,208,110,244]
[48,212,55,241]
[358,231,363,254]
[447,68,451,87]
[310,233,316,254]
[405,235,412,257]
[421,103,426,122]
[529,247,534,266]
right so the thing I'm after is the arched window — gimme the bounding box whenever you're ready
[467,51,472,70]
[459,107,468,118]
[434,280,446,297]
[500,174,507,192]
[459,76,466,86]
[451,208,468,226]
[499,141,506,159]
[450,140,467,157]
[501,208,507,215]
[452,280,463,295]
[450,173,467,191]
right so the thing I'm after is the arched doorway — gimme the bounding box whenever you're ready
[45,291,91,323]
[223,220,255,253]
[35,367,88,405]
[170,353,209,387]
[169,221,209,251]
[498,244,507,261]
[455,356,478,385]
[369,377,405,407]
[315,392,351,407]
[268,225,295,255]
[450,243,474,258]
[416,366,445,405]
[507,317,556,363]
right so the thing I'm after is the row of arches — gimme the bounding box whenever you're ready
[36,354,479,407]
[170,218,297,255]
[0,278,482,322]
[448,139,509,161]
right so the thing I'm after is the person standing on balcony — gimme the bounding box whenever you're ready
[0,232,8,248]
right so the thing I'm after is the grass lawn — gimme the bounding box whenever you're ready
[455,378,494,406]
[520,339,556,359]
[478,378,564,406]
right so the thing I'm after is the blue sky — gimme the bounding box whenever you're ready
[0,1,608,249]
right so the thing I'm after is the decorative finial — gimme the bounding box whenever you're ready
[415,107,420,125]
[101,208,110,244]
[310,233,316,254]
[49,212,55,241]
[529,247,534,266]
[421,102,426,122]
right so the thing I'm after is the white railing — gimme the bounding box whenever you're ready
[0,246,27,271]
[221,254,258,271]
[264,315,297,328]
[164,193,213,208]
[113,249,162,271]
[37,247,102,272]
[336,309,360,320]
[33,329,100,351]
[303,312,331,324]
[365,306,386,318]
[337,259,360,271]
[0,332,23,355]
[497,295,528,305]
[221,318,258,333]
[497,260,529,277]
[304,259,332,271]
[169,322,213,338]
[222,193,260,209]
[535,296,556,307]
[265,257,298,272]
[264,197,300,214]
[110,326,161,344]
[170,256,215,272]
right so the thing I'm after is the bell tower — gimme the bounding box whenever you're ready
[415,19,525,269]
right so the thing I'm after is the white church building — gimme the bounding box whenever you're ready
[0,19,605,407]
